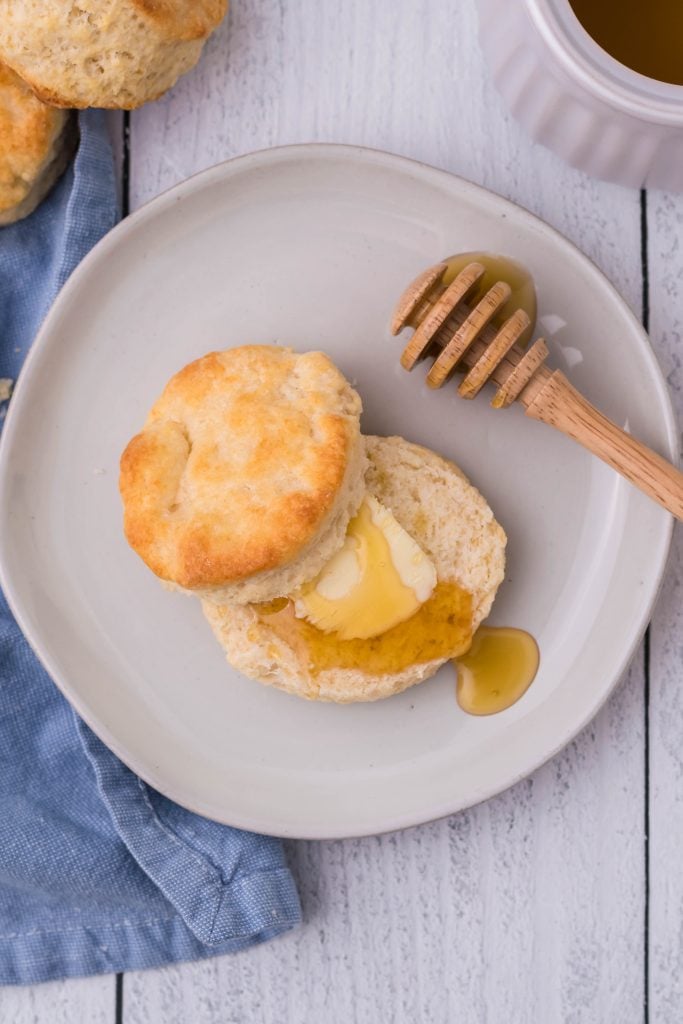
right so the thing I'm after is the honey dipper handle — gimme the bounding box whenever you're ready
[524,371,683,520]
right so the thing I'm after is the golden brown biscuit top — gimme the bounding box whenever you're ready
[0,63,67,215]
[120,346,363,590]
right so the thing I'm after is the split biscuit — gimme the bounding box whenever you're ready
[203,435,507,702]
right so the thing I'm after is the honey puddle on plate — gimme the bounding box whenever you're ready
[454,626,540,716]
[440,251,538,347]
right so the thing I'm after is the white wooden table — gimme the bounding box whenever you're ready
[2,1,682,1020]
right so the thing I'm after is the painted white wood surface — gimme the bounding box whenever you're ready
[648,189,683,1023]
[9,0,682,1020]
[0,975,114,1023]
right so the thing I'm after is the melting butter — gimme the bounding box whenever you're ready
[294,496,436,640]
[455,626,539,716]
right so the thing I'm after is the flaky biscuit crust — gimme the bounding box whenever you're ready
[120,346,365,599]
[0,1,227,109]
[0,63,74,225]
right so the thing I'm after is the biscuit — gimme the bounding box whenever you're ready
[120,346,366,604]
[0,1,227,110]
[203,434,507,702]
[0,63,76,227]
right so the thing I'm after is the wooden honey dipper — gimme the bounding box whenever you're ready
[391,258,683,521]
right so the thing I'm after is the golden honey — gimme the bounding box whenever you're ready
[455,626,539,716]
[254,581,472,675]
[569,0,683,86]
[441,252,537,346]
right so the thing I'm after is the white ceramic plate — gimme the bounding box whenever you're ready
[0,145,675,839]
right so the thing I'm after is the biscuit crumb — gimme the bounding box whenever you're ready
[0,378,14,403]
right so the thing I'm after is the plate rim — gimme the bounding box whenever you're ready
[0,142,677,839]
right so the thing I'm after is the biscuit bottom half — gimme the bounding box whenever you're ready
[202,435,507,703]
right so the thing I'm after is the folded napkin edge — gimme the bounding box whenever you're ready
[206,866,302,945]
[0,878,300,985]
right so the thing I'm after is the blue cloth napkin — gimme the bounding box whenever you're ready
[0,111,301,986]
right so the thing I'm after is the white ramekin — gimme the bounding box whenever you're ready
[477,0,683,191]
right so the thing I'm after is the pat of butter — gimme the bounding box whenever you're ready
[294,495,437,640]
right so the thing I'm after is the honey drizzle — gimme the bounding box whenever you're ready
[454,626,539,716]
[254,581,472,676]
